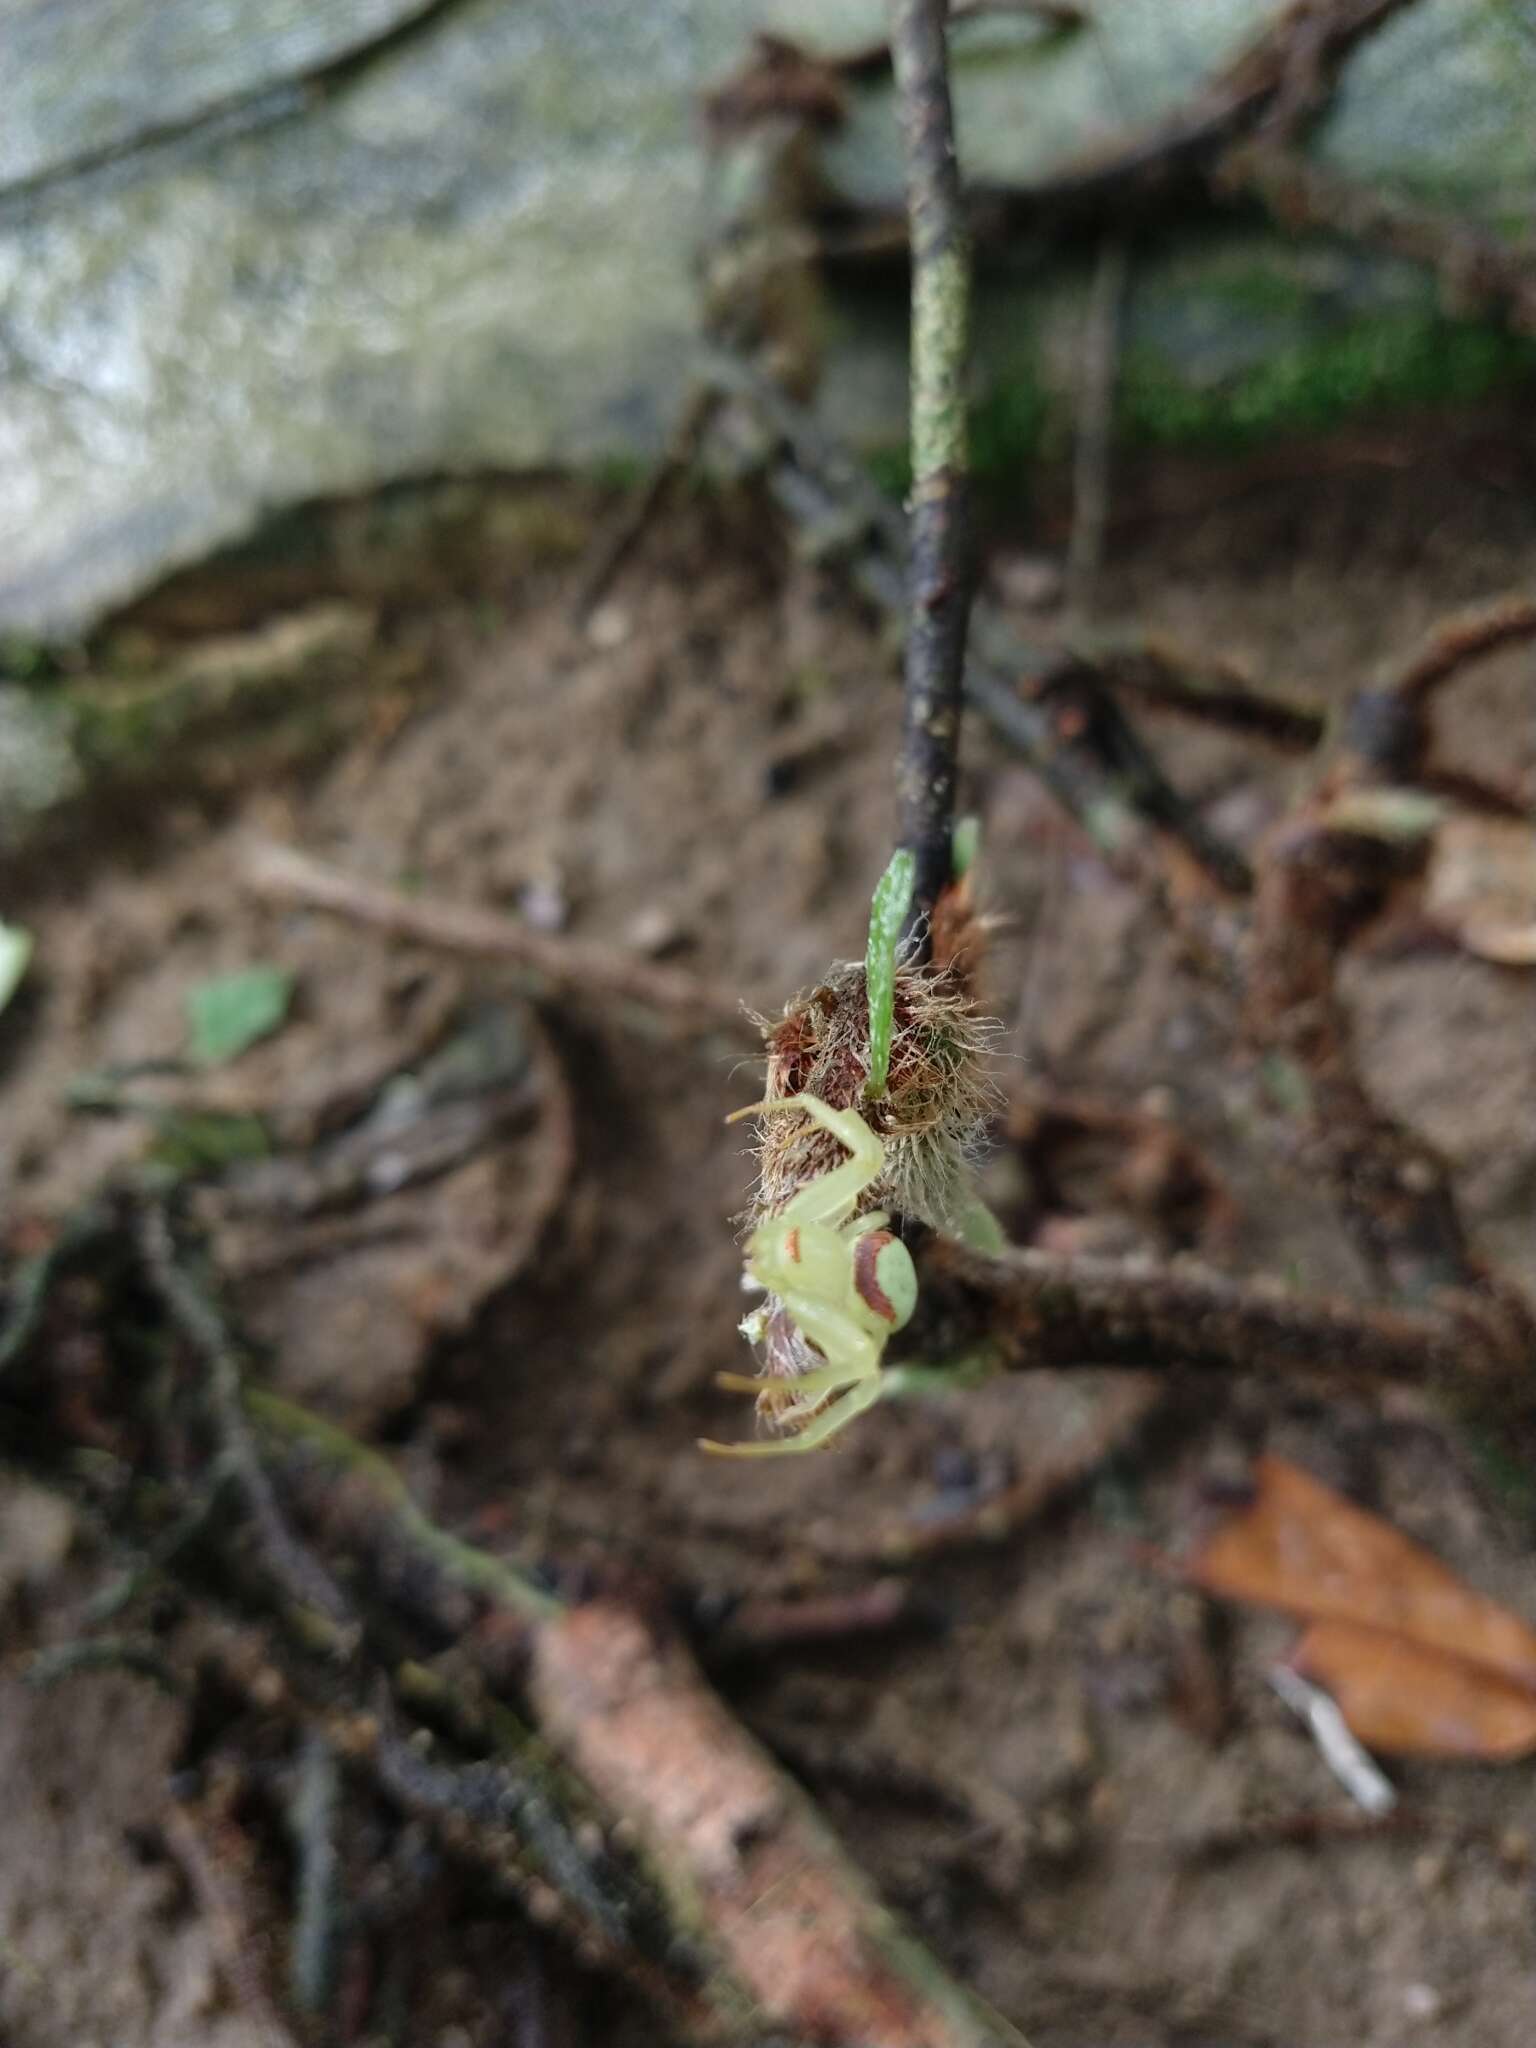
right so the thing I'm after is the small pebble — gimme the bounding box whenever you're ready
[585,601,631,649]
[1402,1982,1443,2023]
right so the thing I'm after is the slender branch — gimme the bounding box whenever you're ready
[240,838,751,1040]
[1075,638,1326,752]
[1385,593,1536,709]
[891,0,974,947]
[913,1236,1532,1398]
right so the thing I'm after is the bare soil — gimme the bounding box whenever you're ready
[2,429,1535,2048]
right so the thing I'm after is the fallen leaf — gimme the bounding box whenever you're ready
[1296,1621,1536,1762]
[1187,1455,1536,1761]
[186,964,294,1066]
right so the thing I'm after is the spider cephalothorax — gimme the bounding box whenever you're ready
[699,1093,916,1457]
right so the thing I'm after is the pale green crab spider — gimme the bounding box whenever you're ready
[699,1093,917,1458]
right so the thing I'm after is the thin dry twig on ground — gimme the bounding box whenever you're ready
[241,838,752,1041]
[891,0,975,948]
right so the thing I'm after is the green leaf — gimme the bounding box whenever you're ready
[0,921,33,1016]
[863,850,915,1101]
[951,815,981,880]
[186,965,294,1066]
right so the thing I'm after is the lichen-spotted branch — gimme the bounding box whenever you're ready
[891,0,974,951]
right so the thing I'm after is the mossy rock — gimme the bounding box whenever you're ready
[2,0,1533,636]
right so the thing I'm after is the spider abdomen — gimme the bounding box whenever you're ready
[852,1230,916,1334]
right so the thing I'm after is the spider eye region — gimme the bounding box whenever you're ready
[853,1230,917,1333]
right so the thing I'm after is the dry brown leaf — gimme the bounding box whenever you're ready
[1187,1456,1536,1760]
[1295,1621,1536,1761]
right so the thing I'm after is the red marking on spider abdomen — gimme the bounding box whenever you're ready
[783,1226,802,1264]
[852,1231,898,1323]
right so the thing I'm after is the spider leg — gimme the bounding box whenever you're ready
[698,1375,885,1457]
[844,1210,890,1241]
[733,1094,886,1228]
[773,1294,880,1380]
[715,1363,865,1398]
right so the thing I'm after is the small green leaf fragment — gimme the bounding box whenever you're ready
[149,1111,271,1176]
[951,816,981,881]
[0,921,33,1016]
[186,965,294,1066]
[950,1191,1007,1254]
[864,850,915,1101]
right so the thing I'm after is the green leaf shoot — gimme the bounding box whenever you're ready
[864,849,915,1100]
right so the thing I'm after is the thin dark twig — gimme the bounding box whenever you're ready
[570,387,719,627]
[23,1635,183,1695]
[891,0,975,948]
[137,1199,358,1645]
[914,1236,1532,1397]
[1080,638,1327,751]
[1387,594,1536,707]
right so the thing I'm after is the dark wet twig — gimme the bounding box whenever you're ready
[23,1634,183,1695]
[891,0,975,950]
[1021,658,1255,893]
[913,1237,1533,1399]
[1077,638,1326,752]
